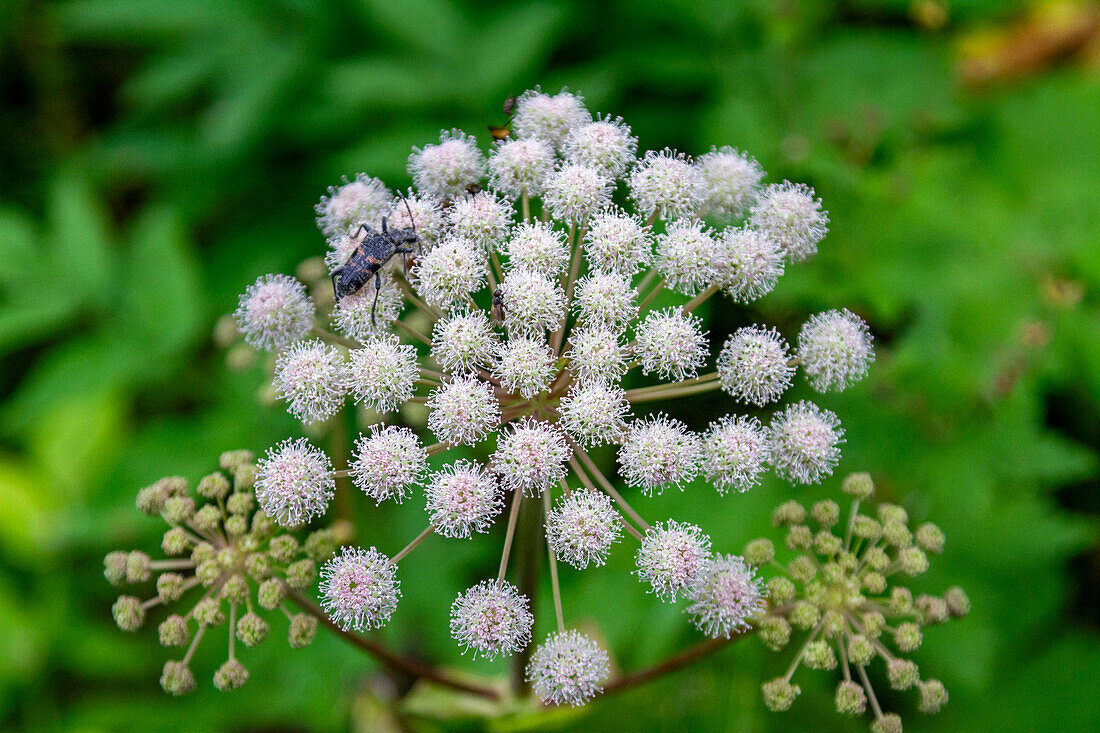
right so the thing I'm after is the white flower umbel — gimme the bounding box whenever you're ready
[655,219,718,296]
[685,554,766,638]
[617,414,702,495]
[544,163,612,223]
[572,271,638,333]
[426,375,500,446]
[499,269,566,336]
[387,191,445,249]
[413,236,487,310]
[425,459,503,538]
[450,580,533,659]
[702,415,771,495]
[769,401,845,484]
[332,271,406,340]
[408,129,486,200]
[511,89,590,150]
[492,418,570,497]
[717,326,794,406]
[431,310,498,373]
[796,308,875,392]
[584,208,651,276]
[319,546,400,631]
[255,438,335,527]
[546,488,623,568]
[446,191,513,250]
[635,520,712,601]
[488,138,555,199]
[628,149,707,221]
[750,181,829,262]
[315,173,391,238]
[346,335,418,412]
[526,629,609,706]
[712,227,785,303]
[567,328,628,384]
[634,308,709,381]
[696,146,764,222]
[563,115,638,179]
[491,337,555,398]
[503,221,569,277]
[273,340,348,423]
[558,381,630,447]
[235,274,315,352]
[349,425,427,505]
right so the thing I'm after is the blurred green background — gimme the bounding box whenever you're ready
[2,0,1099,731]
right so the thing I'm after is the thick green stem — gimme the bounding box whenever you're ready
[510,493,544,694]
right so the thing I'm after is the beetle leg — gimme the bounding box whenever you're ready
[371,270,382,327]
[331,269,341,301]
[381,217,388,234]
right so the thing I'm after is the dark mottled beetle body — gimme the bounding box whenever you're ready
[332,215,418,325]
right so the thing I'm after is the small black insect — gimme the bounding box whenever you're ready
[490,288,506,327]
[465,182,483,197]
[502,96,518,116]
[331,198,418,326]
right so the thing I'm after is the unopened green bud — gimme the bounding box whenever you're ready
[861,610,885,638]
[161,527,192,556]
[898,547,929,576]
[914,522,944,553]
[842,472,874,500]
[894,622,922,652]
[889,587,913,614]
[196,560,222,586]
[221,574,249,604]
[786,525,812,551]
[226,492,254,516]
[814,531,842,556]
[917,594,949,625]
[837,550,858,572]
[744,538,775,566]
[887,658,919,690]
[162,496,195,524]
[944,586,970,617]
[220,449,255,472]
[191,541,216,565]
[245,552,271,580]
[759,615,791,650]
[258,578,286,610]
[104,551,128,586]
[804,580,827,607]
[269,535,299,564]
[853,516,882,542]
[788,555,816,584]
[835,680,866,716]
[112,596,145,631]
[286,559,316,589]
[761,678,800,712]
[192,504,222,533]
[877,503,907,525]
[768,577,796,605]
[821,609,845,638]
[882,520,911,548]
[918,678,948,713]
[227,343,257,371]
[160,476,189,498]
[159,615,190,647]
[864,546,890,572]
[224,515,248,537]
[217,548,240,569]
[198,472,231,500]
[194,597,225,627]
[862,572,886,594]
[251,511,275,538]
[236,612,269,647]
[772,500,807,527]
[125,551,151,584]
[789,601,820,630]
[234,464,256,490]
[160,660,196,696]
[871,713,903,733]
[288,613,318,648]
[821,562,844,585]
[136,483,169,515]
[213,658,249,691]
[157,572,187,603]
[811,500,840,528]
[304,529,337,562]
[848,634,874,665]
[803,640,837,670]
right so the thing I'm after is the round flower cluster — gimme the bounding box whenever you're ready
[752,473,968,730]
[104,451,334,695]
[107,88,957,721]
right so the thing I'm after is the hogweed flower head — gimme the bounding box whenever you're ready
[431,310,498,374]
[499,269,566,336]
[544,163,612,223]
[636,520,713,601]
[492,418,570,497]
[563,115,638,179]
[718,326,794,406]
[427,375,500,446]
[408,129,486,199]
[425,459,503,538]
[628,148,708,220]
[414,236,488,310]
[255,438,336,527]
[655,219,717,296]
[511,89,590,150]
[572,271,638,332]
[346,336,418,412]
[273,340,348,423]
[235,274,315,352]
[685,554,767,638]
[617,414,702,495]
[769,401,845,485]
[446,191,513,249]
[526,629,610,706]
[349,425,426,505]
[750,181,829,262]
[489,137,555,198]
[634,308,709,381]
[713,227,785,303]
[546,488,623,568]
[558,381,630,447]
[315,173,391,238]
[449,580,534,660]
[797,308,875,393]
[583,208,651,275]
[319,546,400,631]
[504,221,569,277]
[696,146,764,222]
[703,415,771,494]
[332,272,405,339]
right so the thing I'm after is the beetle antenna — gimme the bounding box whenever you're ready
[398,189,420,254]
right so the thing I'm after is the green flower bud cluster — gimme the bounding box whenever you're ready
[755,472,968,729]
[105,450,335,695]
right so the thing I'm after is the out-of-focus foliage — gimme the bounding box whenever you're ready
[1,0,1098,731]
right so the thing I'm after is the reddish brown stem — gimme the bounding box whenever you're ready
[602,629,754,696]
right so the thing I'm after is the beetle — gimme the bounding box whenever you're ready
[331,197,419,326]
[490,288,506,328]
